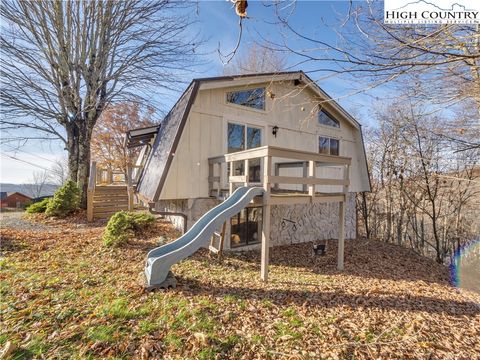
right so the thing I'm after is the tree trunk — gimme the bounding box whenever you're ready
[77,141,91,208]
[66,120,92,208]
[67,124,79,182]
[361,192,370,239]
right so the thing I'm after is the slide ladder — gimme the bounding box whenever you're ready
[145,186,264,288]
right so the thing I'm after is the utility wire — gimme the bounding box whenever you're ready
[2,144,58,164]
[2,153,51,172]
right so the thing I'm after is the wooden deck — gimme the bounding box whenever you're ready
[208,145,351,281]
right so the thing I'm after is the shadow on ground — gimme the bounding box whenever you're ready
[208,239,453,286]
[175,275,479,317]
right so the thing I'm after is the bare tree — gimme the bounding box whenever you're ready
[223,43,287,75]
[1,1,200,206]
[49,158,69,186]
[22,170,49,199]
[263,2,480,116]
[358,101,480,264]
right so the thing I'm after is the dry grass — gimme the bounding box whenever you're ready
[1,216,479,359]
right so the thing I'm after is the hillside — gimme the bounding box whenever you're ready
[1,216,479,359]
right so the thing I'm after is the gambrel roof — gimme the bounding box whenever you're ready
[136,71,370,202]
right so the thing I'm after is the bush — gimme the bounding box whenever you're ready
[45,180,80,217]
[103,211,155,247]
[25,198,51,214]
[129,212,156,230]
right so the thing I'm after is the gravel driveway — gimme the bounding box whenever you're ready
[0,211,54,231]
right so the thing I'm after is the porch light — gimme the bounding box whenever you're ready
[272,125,279,138]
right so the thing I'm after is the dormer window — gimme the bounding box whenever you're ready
[227,88,265,110]
[318,109,340,128]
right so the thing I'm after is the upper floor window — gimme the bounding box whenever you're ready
[319,136,339,156]
[227,88,265,110]
[227,123,262,182]
[318,109,340,128]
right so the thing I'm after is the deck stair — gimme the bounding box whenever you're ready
[87,161,134,221]
[92,185,129,219]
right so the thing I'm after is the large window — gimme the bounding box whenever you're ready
[228,123,262,182]
[230,206,262,247]
[319,136,340,156]
[318,109,340,128]
[227,88,265,110]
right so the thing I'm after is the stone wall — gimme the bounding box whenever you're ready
[155,198,220,232]
[269,193,356,246]
[155,193,357,249]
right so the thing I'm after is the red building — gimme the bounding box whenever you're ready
[0,192,32,208]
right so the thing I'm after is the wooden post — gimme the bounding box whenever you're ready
[87,189,94,221]
[216,163,221,198]
[337,200,345,270]
[219,221,226,259]
[244,159,249,187]
[107,168,113,184]
[337,164,349,270]
[308,160,316,200]
[229,161,234,196]
[302,161,308,192]
[261,155,272,282]
[127,166,134,211]
[274,163,279,190]
[87,162,97,222]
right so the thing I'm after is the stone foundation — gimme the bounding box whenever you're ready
[155,193,356,249]
[270,193,356,246]
[155,198,220,232]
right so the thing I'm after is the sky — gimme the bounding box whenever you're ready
[1,0,387,184]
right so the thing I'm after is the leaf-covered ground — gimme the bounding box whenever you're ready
[1,215,479,359]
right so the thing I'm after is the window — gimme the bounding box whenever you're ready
[230,207,262,247]
[226,88,265,110]
[227,123,262,182]
[318,110,340,128]
[319,136,340,156]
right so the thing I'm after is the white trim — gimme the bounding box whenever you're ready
[222,116,267,188]
[198,73,300,91]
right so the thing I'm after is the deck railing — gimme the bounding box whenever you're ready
[208,145,351,204]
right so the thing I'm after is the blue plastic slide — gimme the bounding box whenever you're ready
[145,186,264,287]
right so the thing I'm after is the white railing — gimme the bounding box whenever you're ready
[208,145,351,204]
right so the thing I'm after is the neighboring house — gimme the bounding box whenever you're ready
[0,192,32,208]
[128,71,370,254]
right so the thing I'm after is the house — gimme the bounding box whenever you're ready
[127,71,370,249]
[0,192,32,208]
[126,71,370,278]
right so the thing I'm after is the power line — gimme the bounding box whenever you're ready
[2,153,51,172]
[2,144,59,164]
